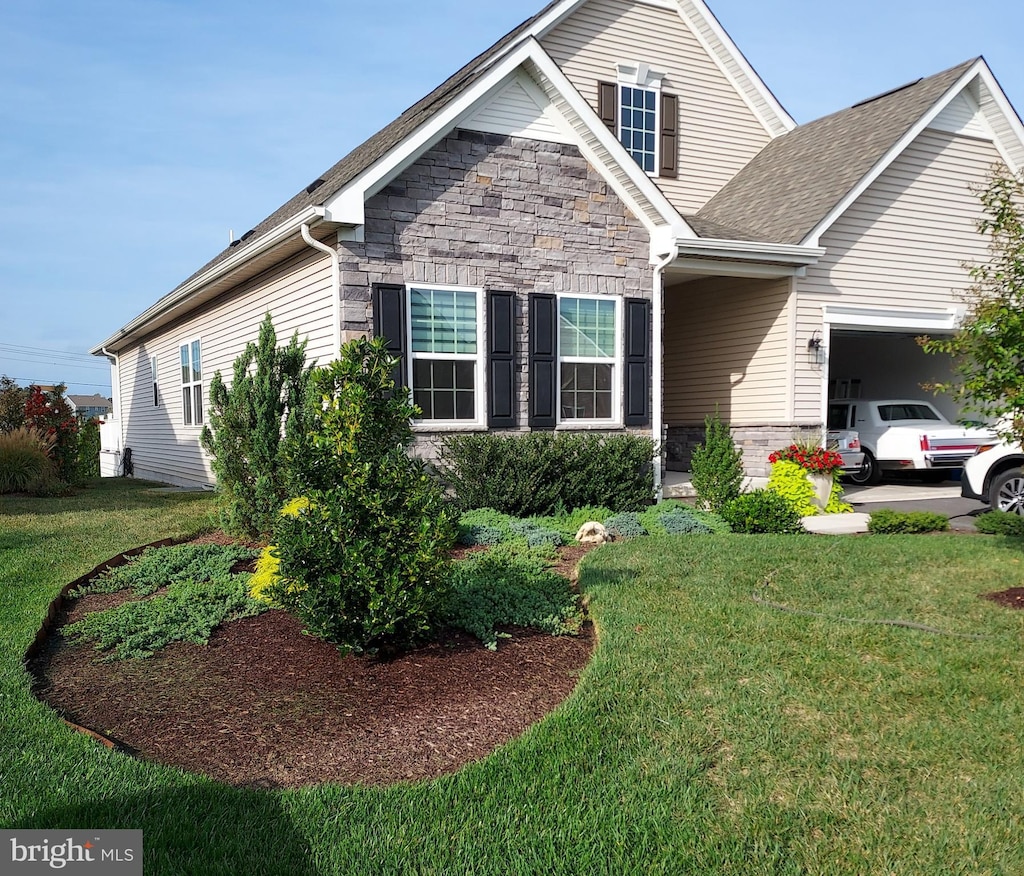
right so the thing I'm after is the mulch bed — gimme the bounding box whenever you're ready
[980,587,1024,609]
[28,542,597,790]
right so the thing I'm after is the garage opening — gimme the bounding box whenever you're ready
[827,329,963,422]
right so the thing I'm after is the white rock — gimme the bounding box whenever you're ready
[575,521,611,545]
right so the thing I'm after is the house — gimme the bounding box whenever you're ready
[67,394,113,421]
[90,0,1024,491]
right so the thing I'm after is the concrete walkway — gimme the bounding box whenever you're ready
[662,471,973,534]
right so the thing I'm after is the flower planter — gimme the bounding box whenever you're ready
[807,473,833,511]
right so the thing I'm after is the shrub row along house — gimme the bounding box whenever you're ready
[90,0,1024,490]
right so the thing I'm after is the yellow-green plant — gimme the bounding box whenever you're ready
[767,460,853,517]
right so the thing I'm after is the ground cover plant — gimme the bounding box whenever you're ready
[7,480,1024,874]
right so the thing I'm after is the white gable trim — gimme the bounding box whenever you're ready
[803,59,1024,248]
[930,91,993,140]
[323,38,693,250]
[675,0,796,138]
[823,304,960,333]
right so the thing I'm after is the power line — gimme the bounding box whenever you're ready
[0,342,99,360]
[8,377,112,390]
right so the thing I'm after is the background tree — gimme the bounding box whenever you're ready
[0,375,27,433]
[201,314,310,537]
[23,384,79,484]
[920,164,1024,446]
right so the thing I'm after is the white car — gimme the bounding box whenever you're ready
[827,398,997,485]
[827,429,865,477]
[962,441,1024,516]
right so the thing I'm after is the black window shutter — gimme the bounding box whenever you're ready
[371,283,407,390]
[528,293,557,429]
[623,297,652,427]
[598,82,618,132]
[487,290,516,428]
[659,92,679,178]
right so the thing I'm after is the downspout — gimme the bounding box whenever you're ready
[99,346,124,472]
[300,224,341,354]
[652,247,677,501]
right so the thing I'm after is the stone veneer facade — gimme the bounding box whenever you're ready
[333,129,654,453]
[666,424,826,478]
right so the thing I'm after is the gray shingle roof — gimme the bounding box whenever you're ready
[166,2,563,298]
[696,59,978,245]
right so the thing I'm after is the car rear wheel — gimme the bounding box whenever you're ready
[846,450,881,486]
[989,469,1024,516]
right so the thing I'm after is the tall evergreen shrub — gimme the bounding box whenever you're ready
[200,313,310,537]
[270,337,456,654]
[690,410,744,512]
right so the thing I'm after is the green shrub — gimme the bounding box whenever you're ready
[509,519,564,548]
[457,508,516,546]
[604,511,648,539]
[436,432,655,516]
[658,509,713,535]
[76,417,101,479]
[0,426,56,494]
[0,375,26,432]
[974,510,1024,537]
[867,509,950,534]
[721,490,805,534]
[83,542,259,597]
[527,506,614,543]
[690,410,744,512]
[640,500,731,535]
[66,576,266,660]
[201,313,311,538]
[441,546,584,650]
[270,337,456,655]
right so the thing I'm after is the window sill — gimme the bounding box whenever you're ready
[555,421,626,431]
[412,422,488,433]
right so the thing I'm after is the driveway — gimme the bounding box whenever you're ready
[843,480,983,532]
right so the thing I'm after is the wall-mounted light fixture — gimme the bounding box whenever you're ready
[807,331,825,365]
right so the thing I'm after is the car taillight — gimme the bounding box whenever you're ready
[849,437,860,450]
[920,435,931,451]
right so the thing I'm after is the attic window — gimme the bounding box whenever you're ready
[598,62,677,178]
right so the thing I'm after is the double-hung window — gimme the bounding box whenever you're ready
[408,286,484,425]
[558,296,618,422]
[180,339,203,426]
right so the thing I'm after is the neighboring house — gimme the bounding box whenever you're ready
[90,0,1024,490]
[67,394,113,421]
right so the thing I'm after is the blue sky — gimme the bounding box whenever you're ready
[1,0,1020,396]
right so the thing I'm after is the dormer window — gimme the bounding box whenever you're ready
[598,62,678,179]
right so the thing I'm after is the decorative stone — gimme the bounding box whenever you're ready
[575,522,611,545]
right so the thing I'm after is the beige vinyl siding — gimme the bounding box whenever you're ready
[663,275,791,425]
[541,0,773,213]
[462,76,571,144]
[116,249,335,487]
[793,128,1001,420]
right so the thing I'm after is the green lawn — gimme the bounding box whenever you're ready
[3,480,1024,874]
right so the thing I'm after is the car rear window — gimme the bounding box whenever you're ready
[877,403,942,422]
[827,404,849,429]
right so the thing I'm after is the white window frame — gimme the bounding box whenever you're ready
[556,293,622,427]
[406,284,486,430]
[616,61,665,176]
[150,354,159,407]
[179,338,203,427]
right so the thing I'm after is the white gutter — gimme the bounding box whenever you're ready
[98,346,124,463]
[651,247,677,500]
[300,224,341,355]
[675,237,826,266]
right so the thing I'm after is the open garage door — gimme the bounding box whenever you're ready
[827,329,962,422]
